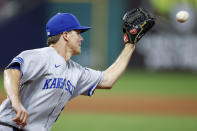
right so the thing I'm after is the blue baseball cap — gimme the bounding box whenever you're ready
[46,13,91,37]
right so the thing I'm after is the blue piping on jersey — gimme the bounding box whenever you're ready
[88,84,96,96]
[16,57,24,63]
[12,60,23,65]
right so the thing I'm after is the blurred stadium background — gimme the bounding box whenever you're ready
[0,0,197,131]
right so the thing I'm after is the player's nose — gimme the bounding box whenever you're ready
[79,35,83,41]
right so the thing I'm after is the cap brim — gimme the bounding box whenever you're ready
[73,26,91,33]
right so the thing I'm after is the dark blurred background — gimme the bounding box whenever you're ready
[0,0,197,72]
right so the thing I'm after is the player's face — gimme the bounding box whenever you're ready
[66,30,83,55]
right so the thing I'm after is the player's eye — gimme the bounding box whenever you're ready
[74,30,81,34]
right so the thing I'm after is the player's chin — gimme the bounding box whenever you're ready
[73,49,81,55]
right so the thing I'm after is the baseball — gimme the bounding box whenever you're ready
[176,11,189,23]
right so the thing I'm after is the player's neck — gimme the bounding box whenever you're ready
[50,43,72,62]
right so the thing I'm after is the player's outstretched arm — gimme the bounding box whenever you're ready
[97,43,135,89]
[4,69,28,129]
[96,8,155,89]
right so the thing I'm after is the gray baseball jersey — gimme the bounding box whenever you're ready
[0,47,104,131]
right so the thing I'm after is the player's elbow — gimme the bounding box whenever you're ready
[107,86,113,89]
[103,84,113,89]
[105,80,115,89]
[97,83,113,89]
[98,70,118,89]
[98,77,115,89]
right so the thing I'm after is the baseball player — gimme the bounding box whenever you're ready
[0,8,154,131]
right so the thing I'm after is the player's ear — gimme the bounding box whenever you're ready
[62,32,69,41]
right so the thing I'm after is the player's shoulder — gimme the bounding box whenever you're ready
[21,47,51,53]
[19,47,52,58]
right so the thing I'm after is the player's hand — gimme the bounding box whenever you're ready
[12,102,28,129]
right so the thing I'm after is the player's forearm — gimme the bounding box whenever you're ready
[4,69,29,129]
[101,44,135,88]
[4,69,22,105]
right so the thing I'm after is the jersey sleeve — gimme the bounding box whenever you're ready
[6,50,48,84]
[71,67,104,99]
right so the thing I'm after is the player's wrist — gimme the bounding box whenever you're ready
[11,99,22,107]
[125,43,135,48]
